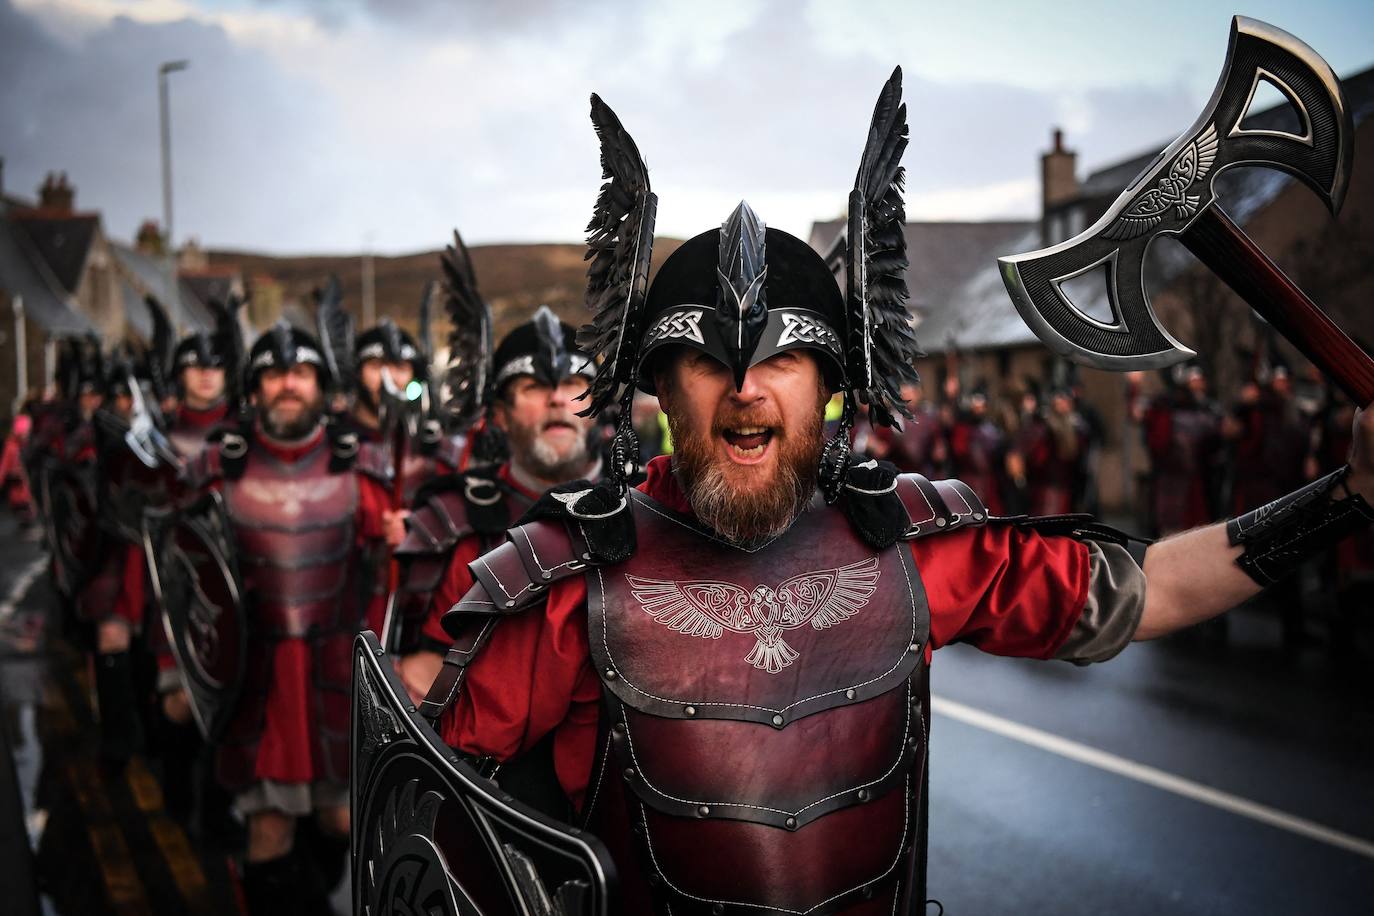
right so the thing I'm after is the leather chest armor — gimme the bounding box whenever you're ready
[434,472,988,915]
[588,492,929,915]
[224,437,359,638]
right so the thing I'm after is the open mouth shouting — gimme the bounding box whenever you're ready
[542,418,579,436]
[721,425,775,463]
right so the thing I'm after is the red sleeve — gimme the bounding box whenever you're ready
[1144,405,1172,458]
[438,576,602,809]
[420,536,486,646]
[110,542,147,626]
[356,473,392,540]
[915,523,1090,659]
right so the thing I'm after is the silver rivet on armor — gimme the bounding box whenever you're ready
[697,805,710,817]
[605,668,618,680]
[581,552,592,561]
[973,512,984,521]
[858,788,870,802]
[684,705,697,717]
[863,885,874,900]
[623,767,636,779]
[408,705,417,713]
[505,600,515,608]
[712,906,724,916]
[612,722,626,736]
[541,571,552,581]
[784,816,798,830]
[374,648,384,656]
[935,517,948,527]
[771,714,784,728]
[910,642,920,653]
[845,688,856,701]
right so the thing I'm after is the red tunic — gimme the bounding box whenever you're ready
[175,426,392,786]
[439,456,1091,809]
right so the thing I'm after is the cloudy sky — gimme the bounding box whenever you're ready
[2,0,1372,254]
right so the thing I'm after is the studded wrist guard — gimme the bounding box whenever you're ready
[1227,466,1374,586]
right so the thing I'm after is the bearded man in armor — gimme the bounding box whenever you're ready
[389,306,603,709]
[356,73,1374,916]
[160,322,396,912]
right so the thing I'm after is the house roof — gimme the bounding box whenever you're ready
[817,64,1374,355]
[110,242,213,334]
[9,210,100,293]
[0,199,92,335]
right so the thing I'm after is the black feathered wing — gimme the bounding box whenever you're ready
[440,230,492,433]
[315,275,355,393]
[576,93,658,417]
[846,66,922,429]
[143,294,175,402]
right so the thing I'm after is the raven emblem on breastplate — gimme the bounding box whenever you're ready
[625,557,881,674]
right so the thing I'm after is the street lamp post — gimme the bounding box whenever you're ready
[159,59,189,331]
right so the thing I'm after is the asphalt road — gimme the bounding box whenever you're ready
[1,510,1371,915]
[926,606,1374,914]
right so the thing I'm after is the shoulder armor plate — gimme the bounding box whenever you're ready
[442,519,592,637]
[895,473,988,539]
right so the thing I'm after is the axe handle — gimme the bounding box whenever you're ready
[1183,209,1374,406]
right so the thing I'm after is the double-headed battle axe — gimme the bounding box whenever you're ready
[999,16,1374,405]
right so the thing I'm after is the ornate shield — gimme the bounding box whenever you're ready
[352,631,619,916]
[143,491,247,742]
[36,460,100,600]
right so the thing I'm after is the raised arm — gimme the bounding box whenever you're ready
[1136,406,1374,640]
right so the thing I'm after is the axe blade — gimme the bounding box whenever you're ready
[999,16,1352,371]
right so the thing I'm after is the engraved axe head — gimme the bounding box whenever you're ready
[998,17,1353,371]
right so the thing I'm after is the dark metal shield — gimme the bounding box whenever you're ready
[36,460,100,600]
[351,631,619,916]
[143,491,247,742]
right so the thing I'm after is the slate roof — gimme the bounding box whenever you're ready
[812,65,1374,354]
[0,199,91,334]
[110,242,212,334]
[9,210,99,293]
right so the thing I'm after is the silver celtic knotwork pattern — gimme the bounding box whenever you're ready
[776,312,842,354]
[645,309,706,346]
[626,557,881,674]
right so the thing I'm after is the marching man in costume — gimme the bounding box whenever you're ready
[386,232,603,713]
[154,318,400,913]
[353,20,1374,916]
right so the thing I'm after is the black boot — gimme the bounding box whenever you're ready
[241,852,310,916]
[156,718,198,822]
[93,650,145,767]
[298,818,350,911]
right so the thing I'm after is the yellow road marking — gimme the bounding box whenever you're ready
[127,757,213,907]
[68,760,151,913]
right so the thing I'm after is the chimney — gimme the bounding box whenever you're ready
[136,220,165,256]
[177,237,207,273]
[1040,128,1078,245]
[38,171,75,213]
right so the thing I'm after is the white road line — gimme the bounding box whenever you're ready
[931,695,1374,861]
[0,555,49,623]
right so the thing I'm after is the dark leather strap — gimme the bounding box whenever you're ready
[1227,465,1374,586]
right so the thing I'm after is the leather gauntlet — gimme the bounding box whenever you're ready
[1227,466,1374,586]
